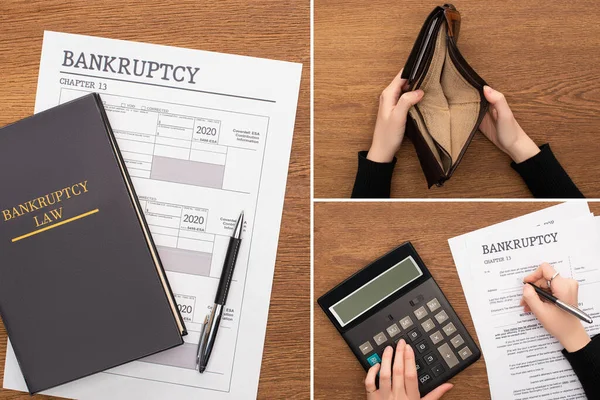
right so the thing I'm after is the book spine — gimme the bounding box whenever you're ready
[92,93,187,336]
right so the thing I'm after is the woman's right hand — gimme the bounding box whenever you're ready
[521,263,591,352]
[478,86,540,163]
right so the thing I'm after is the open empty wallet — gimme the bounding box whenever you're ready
[401,4,488,188]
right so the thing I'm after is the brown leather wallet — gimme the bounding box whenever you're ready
[401,4,488,188]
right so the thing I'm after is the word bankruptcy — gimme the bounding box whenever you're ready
[482,233,559,254]
[62,50,201,84]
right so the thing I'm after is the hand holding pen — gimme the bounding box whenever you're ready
[520,263,592,353]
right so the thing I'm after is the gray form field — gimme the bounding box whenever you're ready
[150,156,225,189]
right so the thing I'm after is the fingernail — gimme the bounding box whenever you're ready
[484,85,493,94]
[386,345,393,352]
[415,89,424,97]
[399,339,405,346]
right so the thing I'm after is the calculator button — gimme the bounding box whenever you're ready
[450,334,465,348]
[414,306,428,320]
[367,353,382,366]
[359,341,374,355]
[410,294,424,306]
[373,332,387,346]
[415,340,429,353]
[431,364,445,377]
[429,331,443,345]
[415,358,424,372]
[442,322,457,336]
[386,323,401,338]
[400,316,414,329]
[458,346,473,360]
[434,310,449,324]
[426,298,441,312]
[418,373,432,385]
[407,329,422,342]
[421,318,435,333]
[424,352,436,365]
[394,335,407,344]
[437,343,460,369]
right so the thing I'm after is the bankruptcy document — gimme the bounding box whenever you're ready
[3,31,302,399]
[449,203,600,400]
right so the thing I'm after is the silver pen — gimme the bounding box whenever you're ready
[526,282,593,324]
[196,211,244,373]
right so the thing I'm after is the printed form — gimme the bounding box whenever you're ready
[449,203,600,400]
[3,31,302,399]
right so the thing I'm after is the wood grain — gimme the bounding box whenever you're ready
[314,201,600,399]
[0,1,309,398]
[314,0,600,198]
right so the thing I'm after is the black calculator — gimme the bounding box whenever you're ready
[318,242,480,396]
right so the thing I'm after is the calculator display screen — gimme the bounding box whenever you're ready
[329,256,423,327]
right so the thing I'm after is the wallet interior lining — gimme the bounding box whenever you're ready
[409,27,481,173]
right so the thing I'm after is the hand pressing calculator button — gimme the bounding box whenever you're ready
[367,353,382,366]
[319,242,481,397]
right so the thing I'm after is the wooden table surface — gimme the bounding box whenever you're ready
[0,1,309,399]
[314,0,600,198]
[314,201,600,399]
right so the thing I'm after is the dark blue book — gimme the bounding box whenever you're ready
[0,93,186,393]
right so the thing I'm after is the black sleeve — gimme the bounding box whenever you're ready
[351,151,396,198]
[511,144,584,198]
[562,334,600,399]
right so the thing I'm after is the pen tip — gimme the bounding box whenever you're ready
[199,366,206,373]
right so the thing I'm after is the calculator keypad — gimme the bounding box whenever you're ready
[349,288,476,395]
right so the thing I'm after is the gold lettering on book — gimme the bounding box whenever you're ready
[1,181,89,222]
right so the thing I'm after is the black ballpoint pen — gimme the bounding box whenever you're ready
[197,211,244,373]
[525,282,593,324]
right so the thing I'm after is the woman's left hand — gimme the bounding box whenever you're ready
[365,339,454,400]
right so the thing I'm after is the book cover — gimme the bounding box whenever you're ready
[0,93,186,393]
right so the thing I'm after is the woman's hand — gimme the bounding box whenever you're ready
[521,263,591,352]
[365,339,453,400]
[478,85,540,163]
[367,70,424,163]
